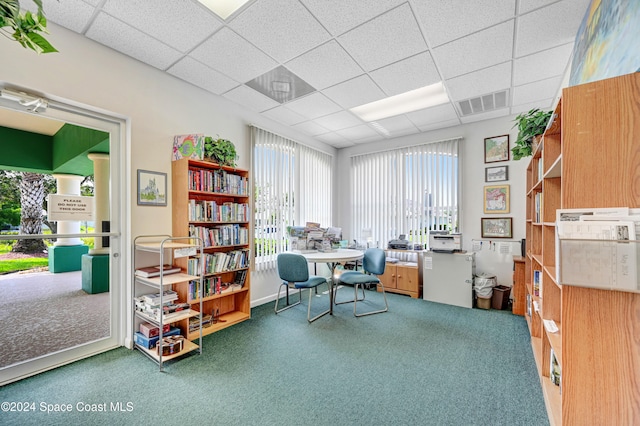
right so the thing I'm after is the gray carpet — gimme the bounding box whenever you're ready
[0,289,549,426]
[0,271,110,368]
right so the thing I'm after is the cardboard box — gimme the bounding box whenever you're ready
[139,322,170,338]
[476,295,491,310]
[134,326,181,349]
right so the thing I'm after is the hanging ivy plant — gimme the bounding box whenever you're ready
[0,0,57,54]
[204,136,237,168]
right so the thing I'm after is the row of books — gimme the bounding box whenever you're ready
[188,200,249,222]
[534,192,542,223]
[187,270,247,301]
[533,269,542,297]
[134,293,190,322]
[189,224,249,248]
[187,249,250,275]
[188,168,248,195]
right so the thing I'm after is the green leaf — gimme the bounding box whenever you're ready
[26,31,57,53]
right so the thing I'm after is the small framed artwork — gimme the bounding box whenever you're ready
[485,165,508,182]
[137,170,167,206]
[484,184,510,214]
[481,217,513,239]
[484,134,510,163]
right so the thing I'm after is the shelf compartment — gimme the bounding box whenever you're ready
[189,286,249,304]
[135,339,199,363]
[187,310,250,340]
[135,272,200,287]
[135,308,200,325]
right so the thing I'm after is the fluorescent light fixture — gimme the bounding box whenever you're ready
[196,0,252,19]
[350,82,449,122]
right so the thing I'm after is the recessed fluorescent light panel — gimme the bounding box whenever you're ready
[350,82,449,122]
[196,0,252,19]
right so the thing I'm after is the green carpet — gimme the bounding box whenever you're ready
[0,290,549,426]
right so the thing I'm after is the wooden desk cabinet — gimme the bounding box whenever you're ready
[378,262,420,298]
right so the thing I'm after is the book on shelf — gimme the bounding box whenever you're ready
[135,265,181,278]
[533,269,541,297]
[234,269,248,287]
[550,348,561,386]
[142,290,178,305]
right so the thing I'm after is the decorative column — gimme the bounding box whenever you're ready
[48,174,89,273]
[52,174,84,246]
[87,153,110,255]
[82,153,110,294]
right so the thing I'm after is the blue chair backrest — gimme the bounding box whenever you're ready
[363,248,386,275]
[277,253,310,282]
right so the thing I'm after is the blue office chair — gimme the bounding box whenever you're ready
[335,247,388,317]
[275,253,330,323]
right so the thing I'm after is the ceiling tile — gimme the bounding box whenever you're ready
[459,107,510,123]
[300,0,405,36]
[101,0,221,53]
[229,0,330,62]
[514,43,574,86]
[373,115,420,137]
[322,75,386,109]
[189,27,278,83]
[223,85,281,112]
[512,76,562,106]
[434,20,514,79]
[446,62,512,101]
[284,92,342,120]
[167,57,239,95]
[415,118,462,133]
[519,0,561,14]
[22,0,96,33]
[516,0,591,57]
[292,120,330,136]
[313,111,362,131]
[335,124,381,141]
[316,132,352,147]
[369,52,441,97]
[285,40,363,90]
[414,0,516,47]
[338,3,427,72]
[406,103,460,127]
[262,106,307,126]
[85,13,183,70]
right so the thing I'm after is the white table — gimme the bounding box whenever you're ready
[295,249,364,314]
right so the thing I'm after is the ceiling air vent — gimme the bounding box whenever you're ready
[457,89,509,116]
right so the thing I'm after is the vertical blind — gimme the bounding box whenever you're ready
[350,138,460,249]
[251,126,332,271]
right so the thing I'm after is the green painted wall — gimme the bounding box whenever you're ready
[52,124,109,176]
[0,124,109,176]
[0,127,52,172]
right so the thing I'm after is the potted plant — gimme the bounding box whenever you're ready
[511,108,553,160]
[203,136,237,167]
[0,0,57,53]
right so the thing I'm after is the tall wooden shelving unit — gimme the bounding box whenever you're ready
[524,72,640,425]
[172,158,251,339]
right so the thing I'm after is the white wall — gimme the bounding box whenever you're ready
[335,115,529,284]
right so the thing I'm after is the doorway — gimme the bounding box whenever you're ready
[0,88,127,385]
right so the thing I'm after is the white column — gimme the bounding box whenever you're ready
[52,174,84,246]
[87,153,110,255]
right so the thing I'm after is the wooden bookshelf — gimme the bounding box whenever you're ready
[172,158,251,338]
[524,73,640,425]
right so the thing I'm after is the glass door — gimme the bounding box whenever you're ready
[0,92,126,385]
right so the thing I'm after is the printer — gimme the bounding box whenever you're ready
[429,232,462,253]
[388,234,409,250]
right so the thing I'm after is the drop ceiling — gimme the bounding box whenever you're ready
[27,0,591,148]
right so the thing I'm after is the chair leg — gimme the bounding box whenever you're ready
[354,282,388,317]
[307,284,330,323]
[333,283,365,305]
[274,282,301,314]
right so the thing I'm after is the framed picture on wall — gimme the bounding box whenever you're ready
[485,165,508,182]
[137,170,167,206]
[483,184,510,214]
[484,134,510,163]
[481,217,513,238]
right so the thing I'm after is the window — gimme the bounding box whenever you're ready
[350,138,460,248]
[251,126,332,271]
